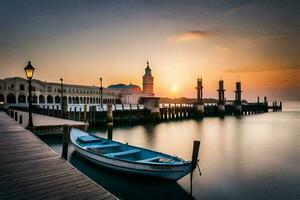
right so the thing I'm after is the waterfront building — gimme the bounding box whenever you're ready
[0,61,155,106]
[107,61,155,104]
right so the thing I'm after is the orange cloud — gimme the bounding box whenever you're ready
[167,30,215,43]
[224,65,300,73]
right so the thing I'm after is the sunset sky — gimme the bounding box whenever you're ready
[0,0,299,101]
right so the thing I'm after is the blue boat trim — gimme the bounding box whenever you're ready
[70,128,193,181]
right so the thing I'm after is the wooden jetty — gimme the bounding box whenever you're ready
[3,78,283,126]
[7,109,88,135]
[8,100,282,126]
[0,111,117,200]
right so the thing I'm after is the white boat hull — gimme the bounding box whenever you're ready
[70,128,192,181]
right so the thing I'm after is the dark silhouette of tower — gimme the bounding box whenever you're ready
[234,81,242,115]
[196,78,203,105]
[196,78,204,117]
[217,80,225,116]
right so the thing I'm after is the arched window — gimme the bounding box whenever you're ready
[0,94,4,103]
[6,93,16,104]
[47,95,53,104]
[69,96,72,104]
[63,96,67,103]
[80,97,83,104]
[19,84,25,91]
[39,95,45,104]
[83,97,86,104]
[18,94,26,103]
[55,96,60,104]
[32,95,37,103]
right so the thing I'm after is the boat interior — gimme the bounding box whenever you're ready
[76,135,181,164]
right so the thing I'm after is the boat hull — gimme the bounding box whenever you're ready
[70,128,192,181]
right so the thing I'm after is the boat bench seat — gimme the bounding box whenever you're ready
[137,156,162,162]
[105,149,141,157]
[87,143,120,149]
[78,135,102,143]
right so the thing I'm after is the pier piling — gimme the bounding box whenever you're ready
[61,124,70,160]
[191,140,200,171]
[14,112,18,121]
[19,115,22,124]
[107,104,113,140]
[83,104,87,123]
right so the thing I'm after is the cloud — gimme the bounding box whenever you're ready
[214,45,229,53]
[224,65,300,73]
[167,30,216,43]
[223,3,253,14]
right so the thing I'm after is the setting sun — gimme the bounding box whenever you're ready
[171,84,178,92]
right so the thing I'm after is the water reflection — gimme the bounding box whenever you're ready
[69,151,194,200]
[42,135,194,199]
[41,103,300,200]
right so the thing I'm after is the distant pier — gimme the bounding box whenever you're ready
[3,78,283,127]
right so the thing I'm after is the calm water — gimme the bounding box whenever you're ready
[41,101,300,200]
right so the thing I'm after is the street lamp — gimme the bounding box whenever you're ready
[99,77,103,109]
[24,61,35,130]
[60,78,64,118]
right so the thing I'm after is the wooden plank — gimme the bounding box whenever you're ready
[2,175,88,199]
[23,179,98,200]
[0,112,117,200]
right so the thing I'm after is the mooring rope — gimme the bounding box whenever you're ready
[196,160,202,176]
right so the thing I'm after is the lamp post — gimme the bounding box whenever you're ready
[24,61,35,130]
[60,78,64,118]
[100,77,103,109]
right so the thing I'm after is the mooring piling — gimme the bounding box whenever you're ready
[14,112,18,121]
[191,140,201,170]
[107,104,113,140]
[61,124,70,160]
[19,114,22,124]
[83,104,87,123]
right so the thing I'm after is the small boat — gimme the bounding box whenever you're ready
[70,128,198,181]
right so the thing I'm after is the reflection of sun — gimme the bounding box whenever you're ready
[171,85,178,92]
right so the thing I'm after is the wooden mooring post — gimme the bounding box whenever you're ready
[83,104,87,123]
[93,105,96,127]
[191,140,201,171]
[61,124,70,160]
[107,104,113,140]
[19,114,22,124]
[14,112,18,121]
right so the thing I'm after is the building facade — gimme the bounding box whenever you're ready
[0,61,155,106]
[106,61,155,104]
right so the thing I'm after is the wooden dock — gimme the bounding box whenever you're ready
[8,109,88,135]
[0,112,117,200]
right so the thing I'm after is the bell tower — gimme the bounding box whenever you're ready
[143,61,154,96]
